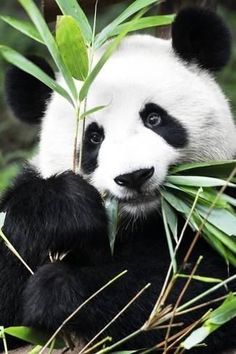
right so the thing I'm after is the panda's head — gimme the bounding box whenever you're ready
[5,7,236,215]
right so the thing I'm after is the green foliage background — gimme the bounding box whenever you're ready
[0,2,235,191]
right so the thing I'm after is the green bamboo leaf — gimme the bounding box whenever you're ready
[161,190,191,214]
[105,197,119,255]
[193,214,236,266]
[167,175,236,187]
[170,160,236,178]
[203,222,236,255]
[205,294,236,325]
[56,15,89,81]
[80,12,144,101]
[180,186,230,209]
[80,105,107,120]
[95,0,161,47]
[110,15,174,37]
[4,326,64,348]
[183,294,236,349]
[196,205,236,236]
[177,274,222,284]
[0,45,73,104]
[28,346,43,354]
[182,326,211,350]
[18,0,77,101]
[175,186,228,209]
[190,213,236,265]
[221,193,236,207]
[0,213,6,229]
[79,37,123,101]
[55,0,92,44]
[165,183,213,209]
[0,15,43,43]
[161,198,177,272]
[161,199,178,243]
[203,230,234,265]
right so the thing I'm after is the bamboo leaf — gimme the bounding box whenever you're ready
[55,0,92,44]
[205,294,236,325]
[4,326,64,348]
[197,216,236,266]
[170,160,236,178]
[56,16,89,81]
[105,198,119,255]
[161,199,178,243]
[0,213,6,229]
[196,205,236,236]
[183,294,236,350]
[110,15,174,37]
[177,274,222,284]
[161,190,191,214]
[18,0,77,101]
[182,326,210,350]
[0,45,73,104]
[161,198,177,272]
[221,193,236,207]
[0,15,43,43]
[80,12,144,101]
[95,0,161,47]
[79,37,123,101]
[80,105,107,120]
[28,346,43,354]
[167,175,236,187]
[203,222,236,256]
[177,186,230,209]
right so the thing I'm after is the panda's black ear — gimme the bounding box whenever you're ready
[171,7,231,72]
[5,56,55,124]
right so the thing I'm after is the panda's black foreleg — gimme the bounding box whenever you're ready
[0,165,111,350]
[0,164,111,268]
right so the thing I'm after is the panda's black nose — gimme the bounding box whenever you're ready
[114,167,154,190]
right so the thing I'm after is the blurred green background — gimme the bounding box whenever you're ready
[0,1,235,191]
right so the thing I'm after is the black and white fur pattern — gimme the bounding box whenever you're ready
[37,14,236,214]
[1,7,236,353]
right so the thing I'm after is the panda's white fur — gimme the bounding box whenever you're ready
[37,34,236,214]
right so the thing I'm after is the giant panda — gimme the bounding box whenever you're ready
[1,7,236,354]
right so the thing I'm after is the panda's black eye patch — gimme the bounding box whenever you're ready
[86,123,104,145]
[140,103,188,148]
[82,122,104,174]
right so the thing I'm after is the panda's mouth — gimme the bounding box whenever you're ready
[118,192,161,215]
[120,193,159,205]
[103,190,161,215]
[116,189,161,208]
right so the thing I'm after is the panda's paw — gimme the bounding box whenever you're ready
[23,262,84,331]
[1,166,111,264]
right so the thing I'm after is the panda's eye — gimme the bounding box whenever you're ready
[89,132,104,145]
[146,113,162,128]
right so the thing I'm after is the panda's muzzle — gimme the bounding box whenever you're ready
[114,167,154,191]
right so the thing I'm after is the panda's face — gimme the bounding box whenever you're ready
[83,99,182,214]
[39,35,236,215]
